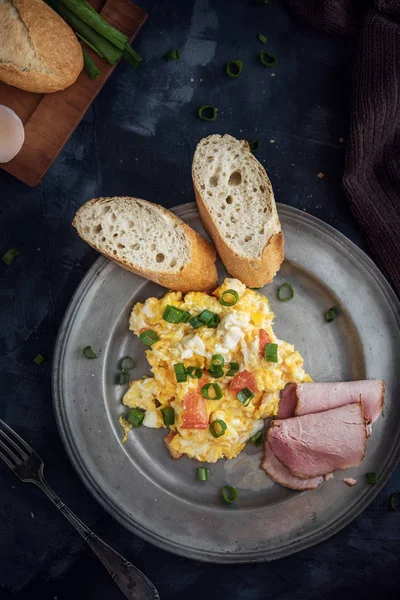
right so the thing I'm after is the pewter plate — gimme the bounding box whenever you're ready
[52,204,400,563]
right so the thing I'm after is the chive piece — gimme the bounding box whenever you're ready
[209,368,224,379]
[237,387,255,407]
[260,50,277,68]
[209,354,225,371]
[325,307,339,323]
[2,248,20,265]
[209,419,227,438]
[33,354,45,365]
[226,59,243,79]
[264,343,278,362]
[139,330,160,346]
[77,33,103,57]
[389,491,400,511]
[201,383,223,400]
[165,49,181,61]
[161,406,175,426]
[226,362,239,377]
[163,305,184,323]
[123,45,142,69]
[277,282,294,302]
[180,310,191,323]
[258,33,267,44]
[197,467,210,481]
[186,366,203,379]
[198,105,218,121]
[207,313,220,328]
[221,485,237,503]
[174,363,187,383]
[119,356,136,371]
[250,431,264,447]
[366,472,377,485]
[189,315,203,329]
[199,309,215,325]
[82,50,100,80]
[248,140,260,153]
[82,345,98,359]
[219,289,239,306]
[127,408,145,428]
[118,371,130,385]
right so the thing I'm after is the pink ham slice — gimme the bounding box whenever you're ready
[278,380,385,424]
[261,439,322,491]
[268,403,367,479]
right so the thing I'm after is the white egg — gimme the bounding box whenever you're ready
[183,334,206,357]
[222,326,243,350]
[143,410,159,428]
[224,278,247,295]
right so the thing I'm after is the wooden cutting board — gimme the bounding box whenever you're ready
[0,0,147,187]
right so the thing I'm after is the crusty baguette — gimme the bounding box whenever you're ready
[73,197,218,293]
[192,134,284,287]
[0,0,83,93]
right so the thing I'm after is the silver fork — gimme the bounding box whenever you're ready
[0,419,160,600]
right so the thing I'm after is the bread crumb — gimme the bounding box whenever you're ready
[324,473,334,481]
[343,477,357,487]
[269,140,276,144]
[339,137,344,143]
[317,172,325,179]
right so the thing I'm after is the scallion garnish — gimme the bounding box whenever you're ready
[258,33,267,44]
[82,345,98,359]
[221,485,237,504]
[180,310,191,323]
[219,289,239,306]
[161,406,175,426]
[119,356,136,371]
[139,330,160,346]
[207,313,220,328]
[33,354,45,365]
[250,431,264,447]
[163,305,184,323]
[260,50,277,68]
[197,467,210,481]
[390,491,400,510]
[127,407,145,428]
[199,309,215,325]
[82,48,100,80]
[226,362,239,377]
[325,307,339,323]
[189,315,203,329]
[237,387,254,407]
[201,383,223,400]
[174,363,187,383]
[264,343,278,362]
[119,371,130,385]
[165,49,181,61]
[198,105,218,121]
[209,354,225,371]
[226,59,243,79]
[277,282,294,302]
[186,366,203,379]
[248,140,260,153]
[367,472,377,485]
[2,248,20,265]
[209,419,227,438]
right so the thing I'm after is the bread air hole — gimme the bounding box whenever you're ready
[156,253,165,263]
[231,216,237,223]
[226,196,233,204]
[170,258,177,267]
[102,205,111,214]
[150,244,156,251]
[260,185,265,192]
[83,226,90,233]
[129,221,134,227]
[111,213,116,221]
[259,227,265,234]
[113,233,118,238]
[209,175,218,187]
[244,235,252,242]
[228,171,242,186]
[207,156,214,162]
[132,243,140,250]
[118,243,125,249]
[93,224,102,234]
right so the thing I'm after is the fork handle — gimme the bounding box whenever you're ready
[33,473,160,600]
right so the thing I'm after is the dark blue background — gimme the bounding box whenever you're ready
[1,1,399,598]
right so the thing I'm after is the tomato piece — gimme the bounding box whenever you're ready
[229,370,258,395]
[164,432,183,459]
[259,329,272,357]
[181,391,209,429]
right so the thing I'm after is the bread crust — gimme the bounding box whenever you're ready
[0,0,83,93]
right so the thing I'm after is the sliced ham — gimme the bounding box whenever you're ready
[278,380,385,424]
[261,439,322,491]
[268,403,367,479]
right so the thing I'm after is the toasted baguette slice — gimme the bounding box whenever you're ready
[73,197,218,293]
[192,134,284,287]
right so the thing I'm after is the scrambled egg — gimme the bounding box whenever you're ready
[121,278,311,463]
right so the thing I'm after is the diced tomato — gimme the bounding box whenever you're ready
[229,370,258,395]
[164,432,183,459]
[181,391,209,429]
[259,329,271,357]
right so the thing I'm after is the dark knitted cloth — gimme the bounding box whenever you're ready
[288,0,400,296]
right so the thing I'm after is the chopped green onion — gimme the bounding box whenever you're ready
[119,356,136,371]
[180,310,191,323]
[139,330,160,346]
[264,343,278,362]
[2,248,20,265]
[207,313,220,328]
[277,282,294,302]
[82,345,98,359]
[163,305,184,323]
[165,49,181,61]
[209,419,227,438]
[221,485,237,503]
[199,309,215,325]
[209,368,224,379]
[174,363,187,383]
[118,371,130,385]
[198,105,218,121]
[237,387,254,407]
[33,354,45,365]
[127,407,145,428]
[260,50,277,68]
[250,431,264,447]
[248,140,260,153]
[226,59,243,79]
[186,366,203,379]
[123,45,142,69]
[76,32,103,57]
[197,467,210,481]
[189,315,203,329]
[219,289,239,306]
[82,48,100,80]
[209,354,225,370]
[325,307,339,323]
[161,406,175,426]
[258,33,267,44]
[201,383,223,400]
[226,362,239,377]
[389,491,400,510]
[366,472,377,485]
